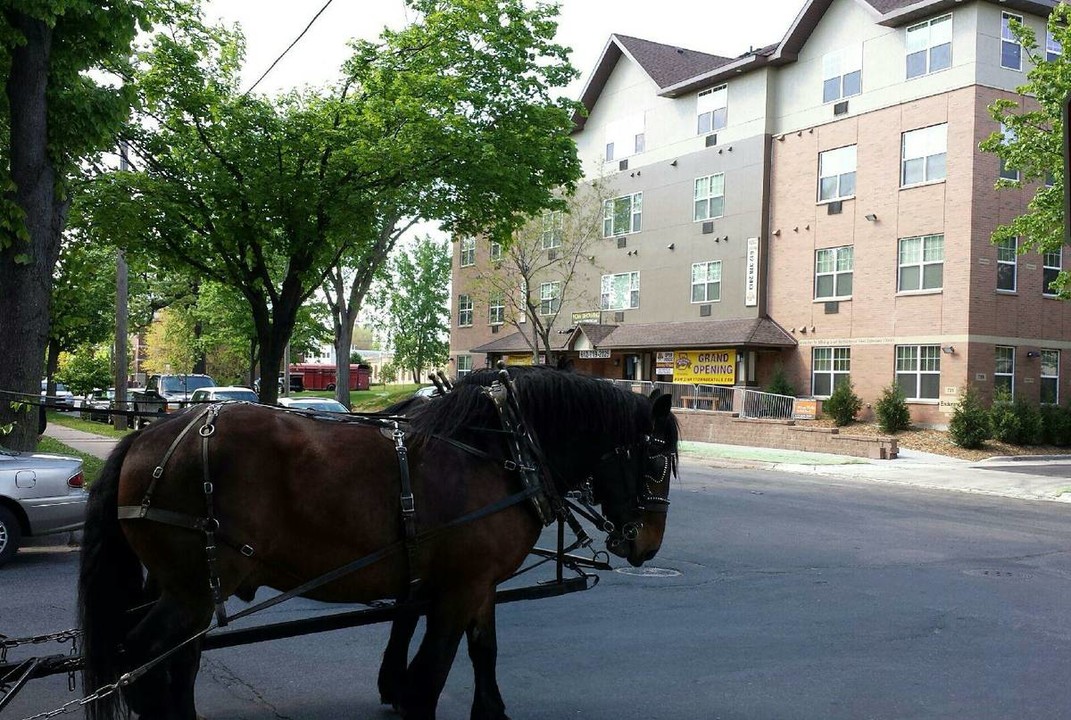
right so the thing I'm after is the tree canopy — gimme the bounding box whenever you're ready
[979,4,1071,297]
[380,236,451,383]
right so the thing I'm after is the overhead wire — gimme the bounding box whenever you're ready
[242,0,336,95]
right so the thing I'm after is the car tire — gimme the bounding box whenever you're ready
[0,505,22,568]
[326,383,336,391]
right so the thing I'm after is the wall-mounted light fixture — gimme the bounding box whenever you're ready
[1026,350,1041,358]
[865,213,878,222]
[667,243,675,250]
[670,159,678,166]
[772,229,781,236]
[941,345,955,354]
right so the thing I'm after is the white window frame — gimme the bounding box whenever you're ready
[605,113,645,162]
[460,237,476,267]
[691,261,722,303]
[901,124,947,187]
[541,210,563,250]
[601,271,640,311]
[906,13,952,79]
[897,234,944,293]
[603,193,643,237]
[818,145,857,202]
[1001,12,1023,71]
[995,345,1015,397]
[997,237,1018,292]
[457,294,473,327]
[998,123,1019,182]
[697,85,727,135]
[1043,247,1062,297]
[489,241,502,262]
[812,347,851,398]
[488,292,504,325]
[896,345,941,401]
[693,174,725,221]
[815,246,853,300]
[539,281,561,316]
[822,46,862,103]
[1047,30,1062,62]
[1041,349,1060,405]
[456,355,473,378]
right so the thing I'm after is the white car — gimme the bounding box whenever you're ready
[277,397,351,414]
[0,447,86,567]
[189,386,260,403]
[40,380,75,411]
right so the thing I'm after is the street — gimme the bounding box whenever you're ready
[4,462,1070,720]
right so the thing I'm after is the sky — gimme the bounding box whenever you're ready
[204,0,805,98]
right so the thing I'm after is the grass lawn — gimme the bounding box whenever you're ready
[47,410,132,438]
[37,435,105,486]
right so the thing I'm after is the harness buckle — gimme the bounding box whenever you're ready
[400,493,415,515]
[203,481,214,495]
[152,466,163,479]
[199,423,216,437]
[503,460,517,472]
[240,545,255,557]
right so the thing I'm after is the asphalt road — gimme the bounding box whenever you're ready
[4,464,1070,720]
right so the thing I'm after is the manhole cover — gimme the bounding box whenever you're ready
[613,567,681,578]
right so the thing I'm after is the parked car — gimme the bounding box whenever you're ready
[277,397,351,414]
[0,447,86,567]
[79,389,135,426]
[253,374,304,394]
[40,380,75,411]
[189,386,260,403]
[130,374,217,427]
[413,385,442,399]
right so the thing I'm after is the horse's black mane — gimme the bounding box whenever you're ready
[407,367,676,460]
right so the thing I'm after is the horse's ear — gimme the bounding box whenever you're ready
[651,392,673,419]
[647,388,660,401]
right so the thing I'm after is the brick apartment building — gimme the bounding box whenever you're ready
[449,0,1071,426]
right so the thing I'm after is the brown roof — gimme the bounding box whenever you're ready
[614,35,732,89]
[469,318,796,354]
[597,318,797,350]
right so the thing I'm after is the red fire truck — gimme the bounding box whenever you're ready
[289,363,371,391]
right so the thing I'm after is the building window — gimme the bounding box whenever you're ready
[812,347,851,398]
[815,246,853,300]
[896,345,941,400]
[693,174,725,221]
[539,281,560,316]
[542,210,563,250]
[898,234,944,292]
[1001,12,1023,71]
[460,237,476,267]
[995,346,1015,397]
[601,271,639,310]
[901,124,947,187]
[456,355,472,378]
[457,294,473,327]
[906,13,952,79]
[997,237,1018,292]
[1041,350,1060,404]
[998,123,1019,181]
[605,113,645,162]
[697,85,727,135]
[818,145,857,202]
[691,261,722,303]
[603,193,642,237]
[1043,247,1062,296]
[489,292,504,325]
[1047,30,1062,62]
[822,46,862,103]
[489,241,502,262]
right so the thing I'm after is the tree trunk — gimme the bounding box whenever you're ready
[0,13,62,450]
[335,321,352,403]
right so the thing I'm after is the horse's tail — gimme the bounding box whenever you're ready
[78,432,144,720]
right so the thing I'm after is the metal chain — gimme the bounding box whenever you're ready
[1,630,81,650]
[17,679,121,720]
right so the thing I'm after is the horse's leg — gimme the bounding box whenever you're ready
[466,596,509,720]
[378,610,420,708]
[120,591,211,720]
[399,593,473,720]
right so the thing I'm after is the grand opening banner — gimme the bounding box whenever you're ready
[672,349,737,385]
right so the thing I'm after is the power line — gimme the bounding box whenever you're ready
[243,0,335,96]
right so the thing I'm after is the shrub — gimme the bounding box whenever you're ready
[1013,397,1043,446]
[1039,403,1071,447]
[765,365,797,397]
[875,384,911,433]
[822,380,862,427]
[988,389,1021,444]
[948,384,990,449]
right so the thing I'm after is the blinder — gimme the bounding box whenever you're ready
[592,434,673,547]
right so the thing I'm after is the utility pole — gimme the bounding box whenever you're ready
[113,143,129,430]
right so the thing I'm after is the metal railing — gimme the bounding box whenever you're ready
[606,379,796,420]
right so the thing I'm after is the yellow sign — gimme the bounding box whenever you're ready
[793,398,817,420]
[504,354,534,366]
[672,349,736,385]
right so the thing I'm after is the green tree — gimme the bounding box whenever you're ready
[949,384,991,449]
[874,384,911,434]
[979,4,1071,298]
[823,379,863,427]
[382,236,451,384]
[0,0,152,449]
[57,344,113,397]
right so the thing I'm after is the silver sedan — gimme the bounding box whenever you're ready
[0,447,86,567]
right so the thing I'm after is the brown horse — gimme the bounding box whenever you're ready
[78,366,679,719]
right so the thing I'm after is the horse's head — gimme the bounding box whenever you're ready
[592,391,678,567]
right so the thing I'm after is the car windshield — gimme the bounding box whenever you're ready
[161,376,215,392]
[219,390,258,402]
[292,399,348,413]
[55,383,69,392]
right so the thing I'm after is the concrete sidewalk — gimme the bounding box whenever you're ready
[42,422,1071,504]
[680,441,1071,503]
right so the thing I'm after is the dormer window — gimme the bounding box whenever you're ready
[697,85,727,135]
